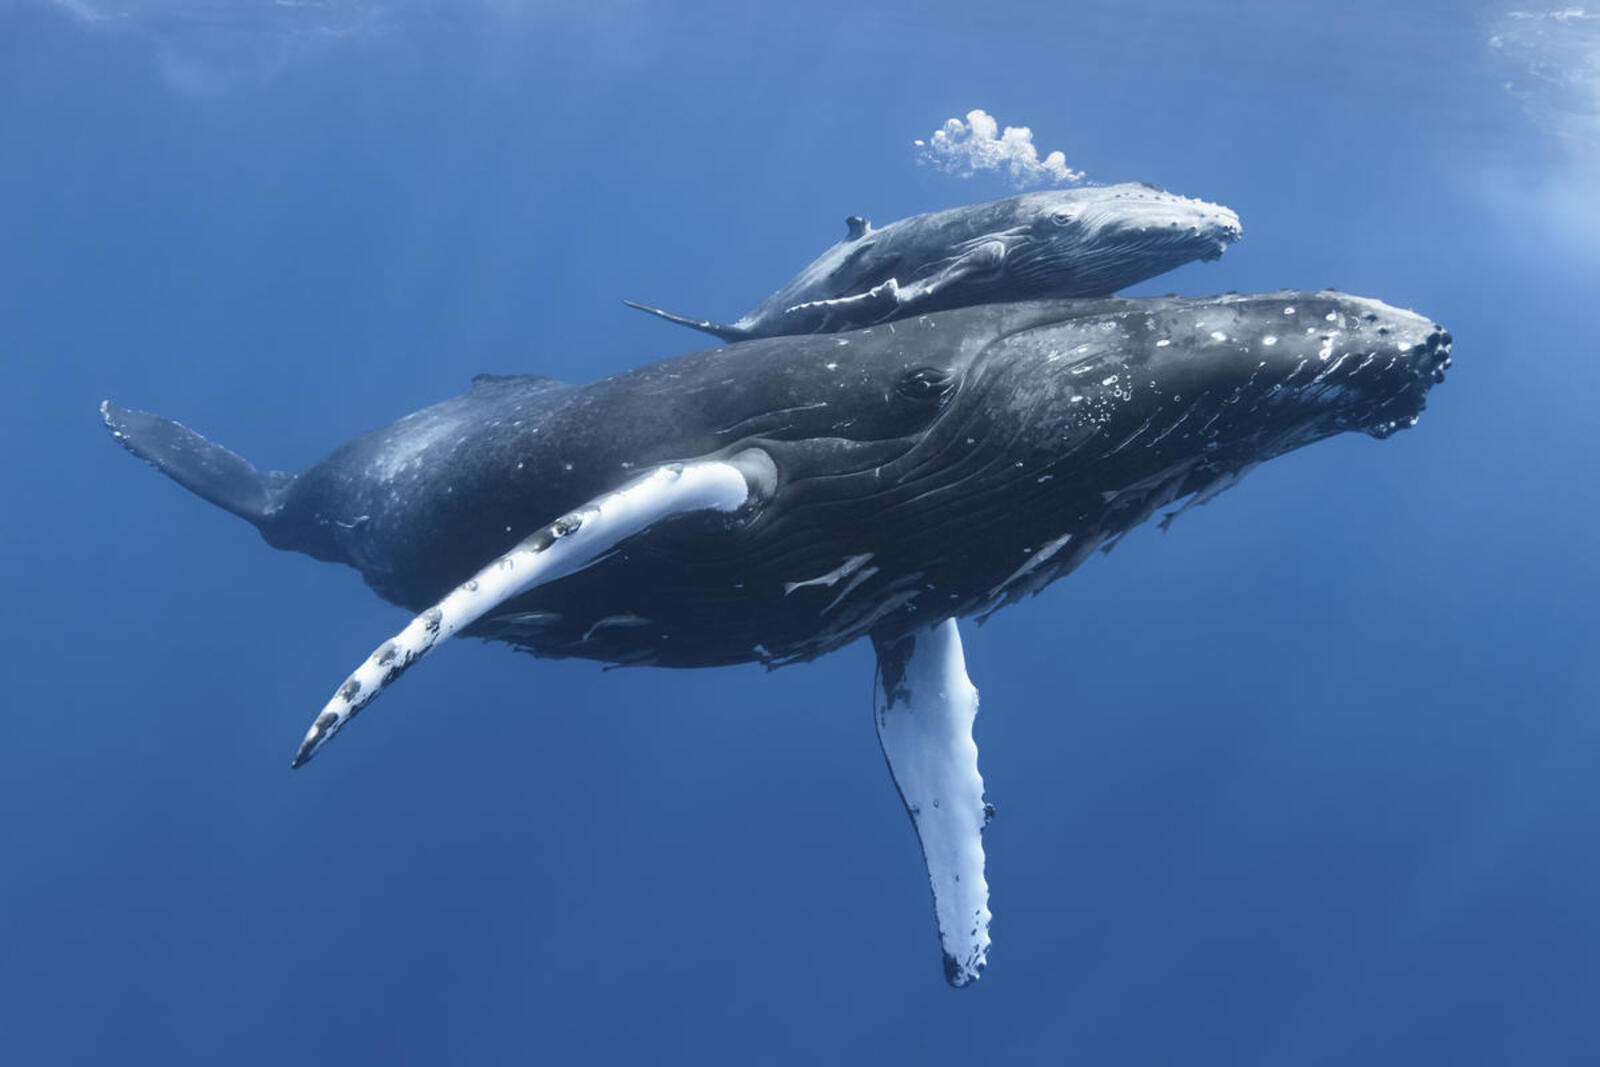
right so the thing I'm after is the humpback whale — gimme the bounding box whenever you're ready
[103,290,1450,986]
[625,185,1243,340]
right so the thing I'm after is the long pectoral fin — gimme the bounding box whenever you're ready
[783,277,904,331]
[872,619,992,987]
[291,456,765,768]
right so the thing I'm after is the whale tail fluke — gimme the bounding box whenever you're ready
[621,299,752,343]
[100,401,291,527]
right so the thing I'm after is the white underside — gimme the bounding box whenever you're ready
[874,618,991,986]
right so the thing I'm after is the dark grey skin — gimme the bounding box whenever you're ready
[625,184,1243,341]
[105,291,1448,671]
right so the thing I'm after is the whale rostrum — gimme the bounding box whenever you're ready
[103,291,1450,986]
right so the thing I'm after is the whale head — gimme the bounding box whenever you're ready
[811,291,1451,621]
[1007,183,1243,297]
[973,292,1449,491]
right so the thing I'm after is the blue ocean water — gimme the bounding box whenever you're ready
[4,1,1598,1062]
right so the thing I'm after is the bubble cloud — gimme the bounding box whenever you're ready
[914,109,1084,188]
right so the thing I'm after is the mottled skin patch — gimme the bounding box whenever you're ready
[303,710,340,752]
[380,654,416,689]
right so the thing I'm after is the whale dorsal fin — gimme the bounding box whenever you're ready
[291,455,769,768]
[872,619,992,987]
[845,215,872,240]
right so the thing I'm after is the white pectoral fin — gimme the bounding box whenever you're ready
[784,278,903,327]
[872,618,991,987]
[291,457,762,768]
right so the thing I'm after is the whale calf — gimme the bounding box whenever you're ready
[104,290,1449,985]
[625,184,1243,340]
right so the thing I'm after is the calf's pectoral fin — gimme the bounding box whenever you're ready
[783,278,904,329]
[872,619,992,987]
[894,240,1009,311]
[790,242,1007,329]
[291,453,772,768]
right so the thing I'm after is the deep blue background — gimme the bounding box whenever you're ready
[4,1,1598,1063]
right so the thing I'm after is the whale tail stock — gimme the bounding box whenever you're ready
[100,401,291,528]
[621,299,752,342]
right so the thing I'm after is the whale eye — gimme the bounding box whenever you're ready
[898,366,955,401]
[1050,210,1075,226]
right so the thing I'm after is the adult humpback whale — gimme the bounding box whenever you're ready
[625,184,1242,340]
[103,291,1450,986]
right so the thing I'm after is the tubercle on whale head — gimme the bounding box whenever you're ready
[1361,324,1452,439]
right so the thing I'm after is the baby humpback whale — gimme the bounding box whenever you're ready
[625,184,1243,340]
[103,291,1449,986]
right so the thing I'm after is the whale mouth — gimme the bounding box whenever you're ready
[1199,216,1244,261]
[1424,327,1453,382]
[1363,325,1453,438]
[1137,211,1242,265]
[1054,213,1241,290]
